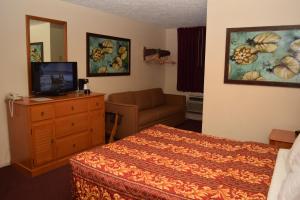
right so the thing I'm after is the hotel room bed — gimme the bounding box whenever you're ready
[70,124,279,200]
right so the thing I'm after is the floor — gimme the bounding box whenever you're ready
[177,119,202,133]
[0,164,72,200]
[0,119,201,200]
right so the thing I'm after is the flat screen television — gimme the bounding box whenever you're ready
[31,62,78,96]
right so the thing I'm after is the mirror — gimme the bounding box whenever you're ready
[26,15,67,94]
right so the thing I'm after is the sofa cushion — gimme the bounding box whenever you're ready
[138,105,184,126]
[156,105,184,119]
[139,108,160,126]
[151,88,165,107]
[109,92,135,104]
[135,90,153,111]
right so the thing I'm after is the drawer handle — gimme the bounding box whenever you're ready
[71,122,75,127]
[41,111,44,116]
[71,106,74,111]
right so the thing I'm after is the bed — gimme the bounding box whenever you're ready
[70,124,279,200]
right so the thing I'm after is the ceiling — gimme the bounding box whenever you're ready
[62,0,207,28]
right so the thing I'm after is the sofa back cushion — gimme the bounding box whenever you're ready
[134,90,153,110]
[151,88,165,107]
[108,92,135,104]
[108,88,165,110]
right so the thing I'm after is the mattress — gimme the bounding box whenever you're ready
[267,149,290,200]
[70,124,278,200]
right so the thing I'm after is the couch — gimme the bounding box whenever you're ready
[105,88,186,139]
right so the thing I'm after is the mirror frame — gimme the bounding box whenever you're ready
[26,15,68,95]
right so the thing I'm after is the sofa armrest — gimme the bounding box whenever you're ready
[105,101,138,139]
[164,94,186,106]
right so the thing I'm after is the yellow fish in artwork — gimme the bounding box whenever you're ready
[232,45,258,65]
[252,32,281,53]
[273,56,300,80]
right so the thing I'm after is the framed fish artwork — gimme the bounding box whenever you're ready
[30,42,44,62]
[224,25,300,88]
[86,32,130,77]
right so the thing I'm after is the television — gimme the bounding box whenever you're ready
[31,62,78,96]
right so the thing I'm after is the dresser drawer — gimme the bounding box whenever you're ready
[270,140,293,149]
[55,99,88,117]
[89,96,104,110]
[55,131,91,159]
[55,113,89,138]
[31,105,54,122]
[90,110,105,146]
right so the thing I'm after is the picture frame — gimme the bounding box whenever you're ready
[86,32,130,77]
[30,42,44,62]
[224,25,300,88]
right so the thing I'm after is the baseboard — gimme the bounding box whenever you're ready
[0,160,11,168]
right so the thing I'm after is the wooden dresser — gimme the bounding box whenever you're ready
[6,92,105,176]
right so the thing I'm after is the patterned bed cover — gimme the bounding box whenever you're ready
[70,124,278,200]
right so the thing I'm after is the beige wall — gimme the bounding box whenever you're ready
[30,22,51,61]
[203,0,300,143]
[50,24,65,61]
[0,0,165,167]
[164,29,179,94]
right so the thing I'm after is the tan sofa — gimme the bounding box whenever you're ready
[105,88,186,139]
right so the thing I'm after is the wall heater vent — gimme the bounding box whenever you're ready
[186,95,203,114]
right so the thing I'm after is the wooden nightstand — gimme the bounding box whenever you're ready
[269,129,296,149]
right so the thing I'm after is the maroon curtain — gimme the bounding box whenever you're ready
[177,27,206,92]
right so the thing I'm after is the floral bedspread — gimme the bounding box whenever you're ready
[70,124,278,200]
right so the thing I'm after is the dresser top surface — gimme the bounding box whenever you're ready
[269,129,296,143]
[14,92,105,106]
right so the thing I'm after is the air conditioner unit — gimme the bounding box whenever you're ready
[186,95,203,114]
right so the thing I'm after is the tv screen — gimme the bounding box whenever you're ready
[31,62,78,95]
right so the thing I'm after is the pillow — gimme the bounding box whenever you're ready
[109,92,135,104]
[134,91,152,111]
[278,171,300,200]
[288,135,300,171]
[151,88,165,107]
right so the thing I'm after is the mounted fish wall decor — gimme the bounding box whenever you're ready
[224,25,300,88]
